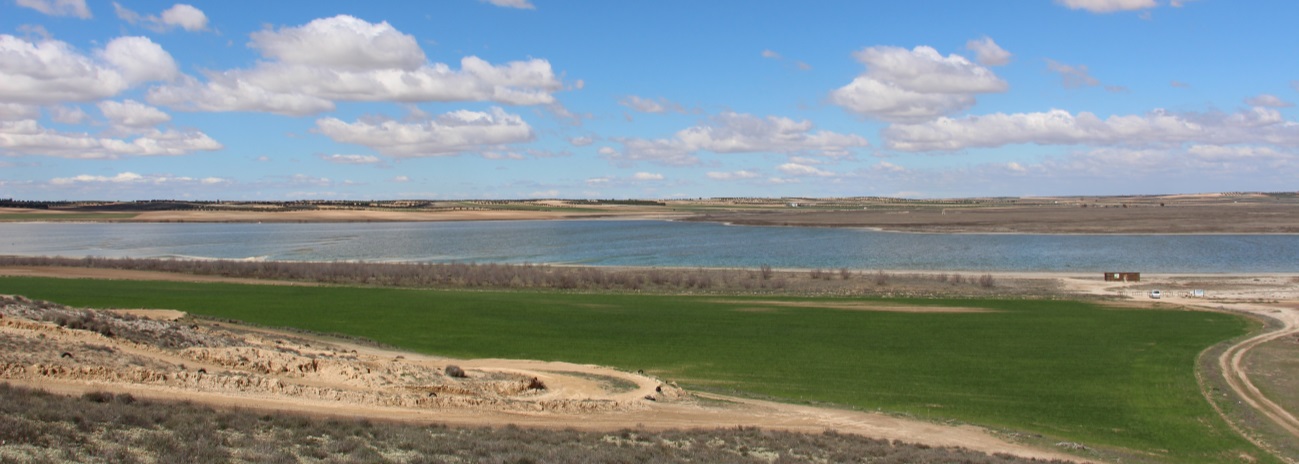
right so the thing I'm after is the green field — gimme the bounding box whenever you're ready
[0,276,1270,463]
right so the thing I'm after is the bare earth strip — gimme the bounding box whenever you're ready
[707,299,996,313]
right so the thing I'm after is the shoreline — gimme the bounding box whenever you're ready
[7,205,1299,232]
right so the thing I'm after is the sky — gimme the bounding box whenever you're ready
[1,0,1298,201]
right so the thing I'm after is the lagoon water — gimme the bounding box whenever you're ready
[1,220,1297,273]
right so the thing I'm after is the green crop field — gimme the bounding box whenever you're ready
[0,276,1271,463]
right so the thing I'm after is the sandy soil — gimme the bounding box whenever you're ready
[0,266,315,286]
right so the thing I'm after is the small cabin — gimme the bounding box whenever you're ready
[1104,272,1140,282]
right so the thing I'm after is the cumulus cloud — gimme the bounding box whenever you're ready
[16,0,91,18]
[48,105,88,124]
[315,107,534,158]
[1245,93,1294,108]
[619,95,685,114]
[319,154,382,164]
[480,0,535,9]
[114,3,208,32]
[0,104,40,121]
[706,170,760,180]
[883,107,1299,152]
[778,163,837,177]
[829,45,1006,123]
[249,15,423,70]
[0,119,221,159]
[97,100,171,128]
[605,112,869,166]
[1055,0,1157,13]
[147,16,561,116]
[631,172,664,181]
[965,37,1011,66]
[568,136,595,146]
[0,34,176,104]
[51,171,229,186]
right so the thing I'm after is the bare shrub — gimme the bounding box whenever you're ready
[445,365,467,378]
[759,264,773,280]
[839,268,852,280]
[809,268,825,280]
[874,270,889,286]
[526,377,547,390]
[979,274,996,288]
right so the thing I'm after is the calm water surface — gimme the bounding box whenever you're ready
[1,220,1296,273]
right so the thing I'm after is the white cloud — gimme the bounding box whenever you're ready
[632,172,664,181]
[51,172,229,186]
[16,0,90,18]
[883,107,1299,152]
[761,49,781,59]
[319,154,382,164]
[1185,144,1287,161]
[1056,0,1157,13]
[1046,59,1100,88]
[1171,80,1191,88]
[0,34,175,104]
[392,175,410,183]
[48,105,88,124]
[965,37,1011,66]
[0,104,40,121]
[160,4,208,31]
[0,119,221,159]
[606,112,868,166]
[481,0,535,9]
[115,3,208,32]
[148,16,561,115]
[1245,94,1293,108]
[830,46,1007,123]
[315,107,534,158]
[98,36,180,83]
[146,75,335,116]
[706,170,760,180]
[249,15,424,71]
[619,95,684,114]
[568,136,595,146]
[778,163,837,177]
[97,100,171,128]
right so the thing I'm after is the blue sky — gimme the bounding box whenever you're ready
[2,0,1297,200]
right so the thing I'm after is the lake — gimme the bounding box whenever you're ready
[1,220,1297,273]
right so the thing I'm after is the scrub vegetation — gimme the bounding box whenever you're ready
[0,255,1023,297]
[0,383,1066,464]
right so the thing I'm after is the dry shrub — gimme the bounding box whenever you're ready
[445,365,467,378]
